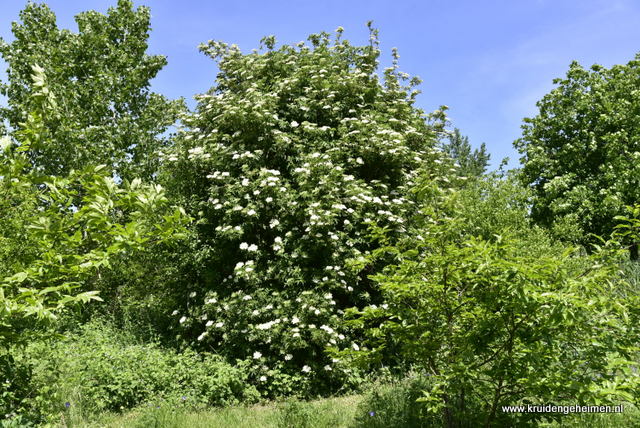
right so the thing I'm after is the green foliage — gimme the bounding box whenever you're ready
[6,3,640,426]
[352,374,438,428]
[515,55,640,246]
[0,61,189,421]
[0,354,33,423]
[613,204,640,259]
[0,0,184,181]
[11,320,259,423]
[0,65,187,349]
[163,26,448,393]
[440,128,490,178]
[0,415,34,428]
[351,177,640,426]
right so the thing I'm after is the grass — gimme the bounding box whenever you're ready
[59,395,364,428]
[43,393,640,428]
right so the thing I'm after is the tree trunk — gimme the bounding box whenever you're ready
[630,242,638,261]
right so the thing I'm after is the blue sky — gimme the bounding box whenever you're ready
[1,0,639,169]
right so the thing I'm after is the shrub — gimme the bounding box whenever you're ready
[162,25,449,393]
[353,374,439,428]
[350,177,640,427]
[13,320,259,423]
[0,66,188,421]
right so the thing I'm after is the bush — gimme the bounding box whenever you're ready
[163,26,450,393]
[13,320,259,423]
[350,176,640,427]
[353,374,439,428]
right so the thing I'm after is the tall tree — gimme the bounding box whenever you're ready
[515,56,640,254]
[0,0,183,181]
[441,128,490,178]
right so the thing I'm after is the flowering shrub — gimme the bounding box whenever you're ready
[163,26,449,393]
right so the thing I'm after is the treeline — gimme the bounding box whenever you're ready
[1,1,639,427]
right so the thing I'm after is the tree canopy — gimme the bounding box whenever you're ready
[0,0,183,181]
[515,56,640,251]
[440,128,490,178]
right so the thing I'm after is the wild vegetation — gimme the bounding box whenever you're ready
[1,1,639,427]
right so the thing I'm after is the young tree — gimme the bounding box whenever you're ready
[515,56,640,254]
[164,26,448,393]
[351,174,639,427]
[0,0,184,181]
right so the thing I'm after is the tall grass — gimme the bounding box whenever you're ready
[56,395,362,428]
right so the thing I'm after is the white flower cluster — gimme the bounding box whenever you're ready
[256,318,281,330]
[239,242,258,252]
[206,171,230,179]
[187,146,211,160]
